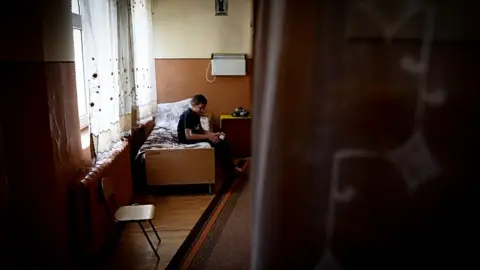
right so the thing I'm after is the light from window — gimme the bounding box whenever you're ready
[73,29,88,128]
[72,0,80,14]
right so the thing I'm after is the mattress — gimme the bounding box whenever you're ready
[139,126,211,153]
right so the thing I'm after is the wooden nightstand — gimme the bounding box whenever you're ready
[220,115,251,158]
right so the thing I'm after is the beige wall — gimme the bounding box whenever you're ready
[152,0,253,58]
[41,0,75,62]
[0,0,74,62]
[155,59,252,125]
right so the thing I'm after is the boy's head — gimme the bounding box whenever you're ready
[191,94,207,114]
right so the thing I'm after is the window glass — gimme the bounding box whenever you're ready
[73,29,87,118]
[72,0,80,14]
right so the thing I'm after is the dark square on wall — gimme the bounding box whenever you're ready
[215,0,228,16]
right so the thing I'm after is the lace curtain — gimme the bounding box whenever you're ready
[81,0,156,160]
[131,0,157,123]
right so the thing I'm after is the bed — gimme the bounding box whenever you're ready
[135,98,215,189]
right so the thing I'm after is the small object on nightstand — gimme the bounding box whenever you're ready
[231,107,250,117]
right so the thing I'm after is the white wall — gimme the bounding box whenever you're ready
[152,0,253,58]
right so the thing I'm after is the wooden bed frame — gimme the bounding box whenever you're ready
[145,148,215,186]
[144,113,215,190]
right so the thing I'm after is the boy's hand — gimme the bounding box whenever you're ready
[208,134,220,143]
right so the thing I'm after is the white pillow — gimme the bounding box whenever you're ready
[155,98,192,130]
[200,117,211,132]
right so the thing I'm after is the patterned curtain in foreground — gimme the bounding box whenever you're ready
[252,0,480,269]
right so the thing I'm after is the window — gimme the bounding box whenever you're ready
[72,0,90,150]
[71,0,80,14]
[71,0,88,130]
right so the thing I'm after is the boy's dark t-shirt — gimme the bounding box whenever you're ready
[177,108,202,143]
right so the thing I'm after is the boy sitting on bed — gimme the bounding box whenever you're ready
[177,94,241,184]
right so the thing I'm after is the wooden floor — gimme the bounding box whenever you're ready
[99,194,214,270]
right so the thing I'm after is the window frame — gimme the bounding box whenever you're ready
[72,1,89,130]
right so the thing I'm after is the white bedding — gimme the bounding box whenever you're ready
[140,126,211,151]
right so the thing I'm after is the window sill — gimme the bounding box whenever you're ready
[80,127,90,150]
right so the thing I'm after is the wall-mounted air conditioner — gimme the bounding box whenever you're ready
[211,53,246,76]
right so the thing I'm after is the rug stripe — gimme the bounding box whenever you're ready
[174,178,245,270]
[188,180,246,269]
